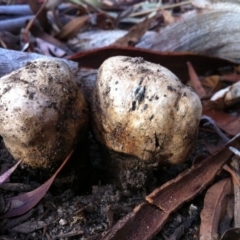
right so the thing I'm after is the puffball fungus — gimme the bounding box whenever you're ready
[0,58,88,168]
[91,56,202,188]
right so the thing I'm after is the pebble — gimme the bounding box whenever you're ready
[59,219,67,226]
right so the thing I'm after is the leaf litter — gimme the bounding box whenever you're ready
[2,0,240,239]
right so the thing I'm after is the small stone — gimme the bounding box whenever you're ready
[59,219,67,226]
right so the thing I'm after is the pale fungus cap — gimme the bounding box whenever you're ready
[0,58,88,168]
[91,56,202,165]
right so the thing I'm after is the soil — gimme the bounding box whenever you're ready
[0,129,217,240]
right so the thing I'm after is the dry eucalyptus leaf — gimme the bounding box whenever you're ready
[112,17,153,47]
[55,15,90,40]
[0,161,21,186]
[0,151,73,219]
[199,178,232,240]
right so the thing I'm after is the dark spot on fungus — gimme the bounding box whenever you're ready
[154,132,160,148]
[167,86,175,92]
[149,115,154,121]
[134,85,145,104]
[131,101,136,111]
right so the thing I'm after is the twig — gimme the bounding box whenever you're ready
[23,0,48,38]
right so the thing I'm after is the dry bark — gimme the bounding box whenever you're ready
[137,3,240,63]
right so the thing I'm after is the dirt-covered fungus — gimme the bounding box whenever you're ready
[0,58,88,168]
[91,56,202,189]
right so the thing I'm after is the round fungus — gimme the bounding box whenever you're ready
[0,58,88,168]
[91,56,202,189]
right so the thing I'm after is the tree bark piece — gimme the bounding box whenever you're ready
[101,203,169,240]
[145,136,238,212]
[139,3,240,63]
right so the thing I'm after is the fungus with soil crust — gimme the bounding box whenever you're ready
[0,58,88,168]
[91,56,202,189]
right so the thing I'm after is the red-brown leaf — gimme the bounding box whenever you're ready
[203,108,240,136]
[67,46,234,82]
[187,61,207,98]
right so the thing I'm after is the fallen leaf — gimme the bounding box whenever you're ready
[0,150,73,219]
[229,155,240,228]
[202,75,222,95]
[2,209,34,231]
[199,178,232,240]
[220,74,240,83]
[95,12,115,30]
[35,38,67,57]
[162,9,176,25]
[203,108,240,136]
[27,0,50,32]
[112,17,153,47]
[201,115,230,143]
[219,196,234,236]
[11,220,46,233]
[30,25,73,55]
[55,15,90,40]
[187,61,207,98]
[68,46,235,82]
[0,161,21,186]
[203,140,225,155]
